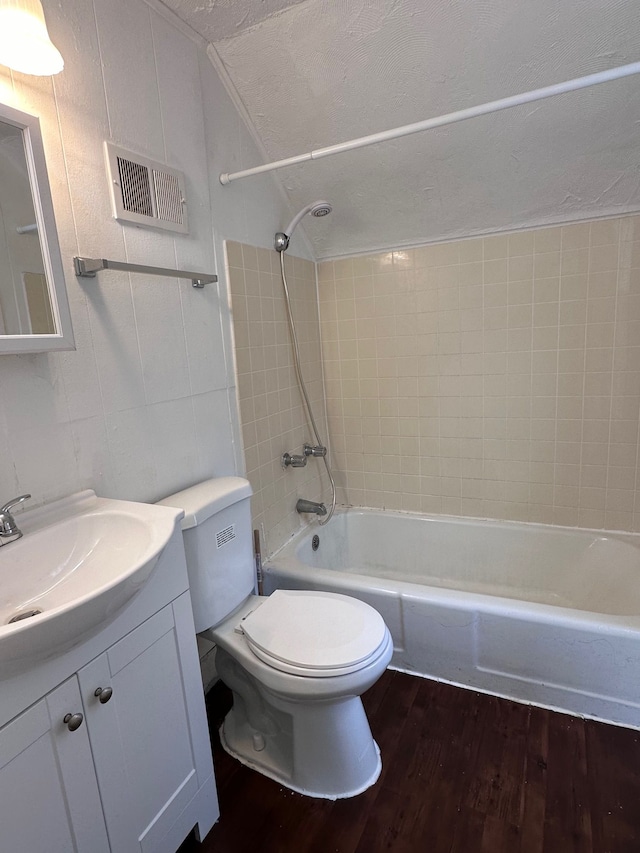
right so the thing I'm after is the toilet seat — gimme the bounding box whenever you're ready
[239,589,388,677]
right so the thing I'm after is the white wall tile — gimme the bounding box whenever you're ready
[146,397,199,498]
[131,276,191,405]
[2,354,70,436]
[0,0,289,510]
[103,406,157,501]
[10,422,77,506]
[94,0,164,159]
[70,416,111,495]
[192,388,237,476]
[85,274,146,415]
[181,283,229,395]
[57,301,103,422]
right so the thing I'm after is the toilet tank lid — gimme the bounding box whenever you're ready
[157,477,252,530]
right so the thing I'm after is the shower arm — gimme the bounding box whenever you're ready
[219,61,640,185]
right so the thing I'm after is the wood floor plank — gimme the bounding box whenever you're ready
[465,694,525,821]
[448,807,486,852]
[585,719,640,853]
[481,813,522,852]
[184,671,640,853]
[405,682,491,849]
[359,781,429,852]
[376,676,432,795]
[542,713,593,853]
[305,796,371,853]
[517,705,549,853]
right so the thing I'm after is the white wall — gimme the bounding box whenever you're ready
[0,0,292,510]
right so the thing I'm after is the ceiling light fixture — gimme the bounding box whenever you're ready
[0,0,63,76]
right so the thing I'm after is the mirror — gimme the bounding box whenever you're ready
[0,102,73,353]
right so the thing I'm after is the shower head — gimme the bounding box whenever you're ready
[275,200,332,252]
[309,201,332,217]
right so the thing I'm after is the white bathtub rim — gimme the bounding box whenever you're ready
[278,503,640,547]
[268,505,640,628]
[265,557,640,638]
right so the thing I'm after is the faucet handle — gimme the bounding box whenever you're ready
[0,495,31,536]
[282,452,307,468]
[303,444,327,458]
[0,494,31,515]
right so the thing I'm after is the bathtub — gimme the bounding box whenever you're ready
[264,508,640,729]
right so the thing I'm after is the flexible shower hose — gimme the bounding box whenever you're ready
[279,250,336,525]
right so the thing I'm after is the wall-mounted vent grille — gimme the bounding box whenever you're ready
[216,525,236,549]
[153,170,184,225]
[105,142,188,234]
[117,157,153,217]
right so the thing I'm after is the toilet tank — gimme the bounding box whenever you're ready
[158,477,255,632]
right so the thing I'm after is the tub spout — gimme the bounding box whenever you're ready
[296,498,327,516]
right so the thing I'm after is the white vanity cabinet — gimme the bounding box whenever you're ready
[0,520,218,853]
[78,594,214,853]
[0,677,109,852]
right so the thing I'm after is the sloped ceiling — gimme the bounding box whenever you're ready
[162,0,640,259]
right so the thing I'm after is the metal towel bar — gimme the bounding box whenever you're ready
[73,256,217,288]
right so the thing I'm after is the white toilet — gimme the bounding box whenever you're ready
[159,477,393,799]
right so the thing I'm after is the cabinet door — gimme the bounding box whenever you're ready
[0,678,109,853]
[79,601,201,853]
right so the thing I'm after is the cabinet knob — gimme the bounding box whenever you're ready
[94,686,113,704]
[63,712,84,732]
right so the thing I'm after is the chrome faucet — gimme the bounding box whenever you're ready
[282,444,327,469]
[303,443,327,458]
[282,452,307,468]
[0,494,31,545]
[296,498,327,516]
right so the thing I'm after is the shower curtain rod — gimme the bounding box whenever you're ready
[219,61,640,185]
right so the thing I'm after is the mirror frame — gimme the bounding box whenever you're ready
[0,102,74,354]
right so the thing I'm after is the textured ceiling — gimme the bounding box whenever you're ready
[163,0,640,259]
[159,0,309,41]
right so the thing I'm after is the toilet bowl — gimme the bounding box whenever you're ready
[159,478,393,799]
[208,591,393,799]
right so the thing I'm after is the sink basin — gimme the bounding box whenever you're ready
[0,491,182,674]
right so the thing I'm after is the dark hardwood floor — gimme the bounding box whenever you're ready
[183,670,640,853]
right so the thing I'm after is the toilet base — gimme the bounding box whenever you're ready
[215,646,384,799]
[219,704,382,800]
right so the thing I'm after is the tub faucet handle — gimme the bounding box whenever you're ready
[282,452,307,468]
[304,443,327,458]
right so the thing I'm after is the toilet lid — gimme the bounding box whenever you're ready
[239,589,388,676]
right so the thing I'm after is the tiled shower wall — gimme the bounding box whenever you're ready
[318,215,640,532]
[227,241,330,556]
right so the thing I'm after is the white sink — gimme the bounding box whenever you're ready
[0,491,181,674]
